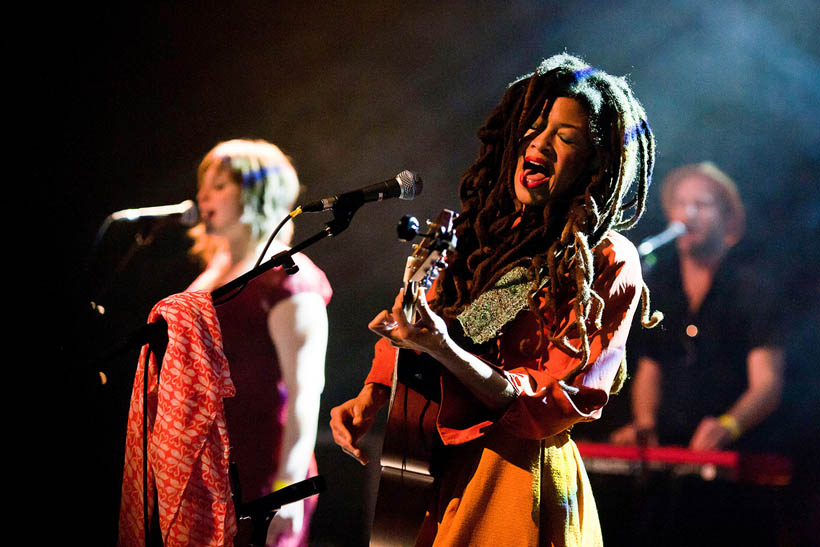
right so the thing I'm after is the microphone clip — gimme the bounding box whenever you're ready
[323,197,363,238]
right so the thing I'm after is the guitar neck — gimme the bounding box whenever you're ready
[371,208,457,546]
[402,280,423,322]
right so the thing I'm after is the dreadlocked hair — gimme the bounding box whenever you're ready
[431,53,662,392]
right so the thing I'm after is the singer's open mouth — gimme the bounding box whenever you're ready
[521,157,552,189]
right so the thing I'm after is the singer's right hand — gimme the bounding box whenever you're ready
[329,383,390,465]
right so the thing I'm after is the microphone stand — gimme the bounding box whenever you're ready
[212,203,359,301]
[91,214,183,317]
[233,474,328,547]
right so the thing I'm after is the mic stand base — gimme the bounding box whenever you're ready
[234,476,327,547]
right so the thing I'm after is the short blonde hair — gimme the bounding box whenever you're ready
[660,161,745,246]
[197,139,300,237]
[190,139,300,261]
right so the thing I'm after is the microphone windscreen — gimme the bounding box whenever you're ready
[181,202,200,227]
[396,170,423,200]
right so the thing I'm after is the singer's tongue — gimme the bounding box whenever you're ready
[525,173,549,188]
[523,161,550,188]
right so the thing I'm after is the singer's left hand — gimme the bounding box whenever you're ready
[371,289,517,412]
[368,289,450,359]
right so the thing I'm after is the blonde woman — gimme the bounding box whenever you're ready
[188,139,331,546]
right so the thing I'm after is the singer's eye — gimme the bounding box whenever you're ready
[521,125,543,143]
[529,113,547,129]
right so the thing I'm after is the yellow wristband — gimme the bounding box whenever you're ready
[274,480,291,491]
[718,414,742,440]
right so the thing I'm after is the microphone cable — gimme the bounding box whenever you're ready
[213,208,302,307]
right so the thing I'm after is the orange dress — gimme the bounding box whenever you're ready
[365,232,643,546]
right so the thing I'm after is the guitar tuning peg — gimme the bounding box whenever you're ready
[397,215,420,241]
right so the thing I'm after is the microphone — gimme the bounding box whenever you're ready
[637,221,686,256]
[300,170,422,213]
[109,199,199,227]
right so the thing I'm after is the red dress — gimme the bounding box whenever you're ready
[215,250,331,544]
[366,231,643,546]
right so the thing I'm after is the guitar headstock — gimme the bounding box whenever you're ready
[399,209,458,313]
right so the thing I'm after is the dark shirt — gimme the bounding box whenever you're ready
[631,247,777,448]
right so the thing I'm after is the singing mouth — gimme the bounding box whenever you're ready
[521,156,552,189]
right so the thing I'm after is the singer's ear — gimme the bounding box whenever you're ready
[589,153,601,172]
[582,158,601,189]
[580,153,601,187]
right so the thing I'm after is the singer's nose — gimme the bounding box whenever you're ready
[529,129,554,155]
[669,198,695,225]
[196,185,209,205]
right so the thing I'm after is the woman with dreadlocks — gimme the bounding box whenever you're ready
[330,53,660,545]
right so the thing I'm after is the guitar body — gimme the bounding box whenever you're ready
[369,209,458,546]
[370,350,441,546]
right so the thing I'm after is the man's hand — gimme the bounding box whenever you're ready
[610,422,658,446]
[689,416,733,451]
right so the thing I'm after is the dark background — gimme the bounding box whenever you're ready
[36,1,818,545]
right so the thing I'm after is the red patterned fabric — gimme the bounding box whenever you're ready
[118,291,237,547]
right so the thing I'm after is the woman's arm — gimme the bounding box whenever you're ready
[265,292,328,540]
[488,235,644,441]
[268,291,327,484]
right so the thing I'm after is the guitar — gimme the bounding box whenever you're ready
[369,209,458,547]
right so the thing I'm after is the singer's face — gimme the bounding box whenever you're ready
[197,164,243,235]
[667,175,728,257]
[513,97,595,208]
